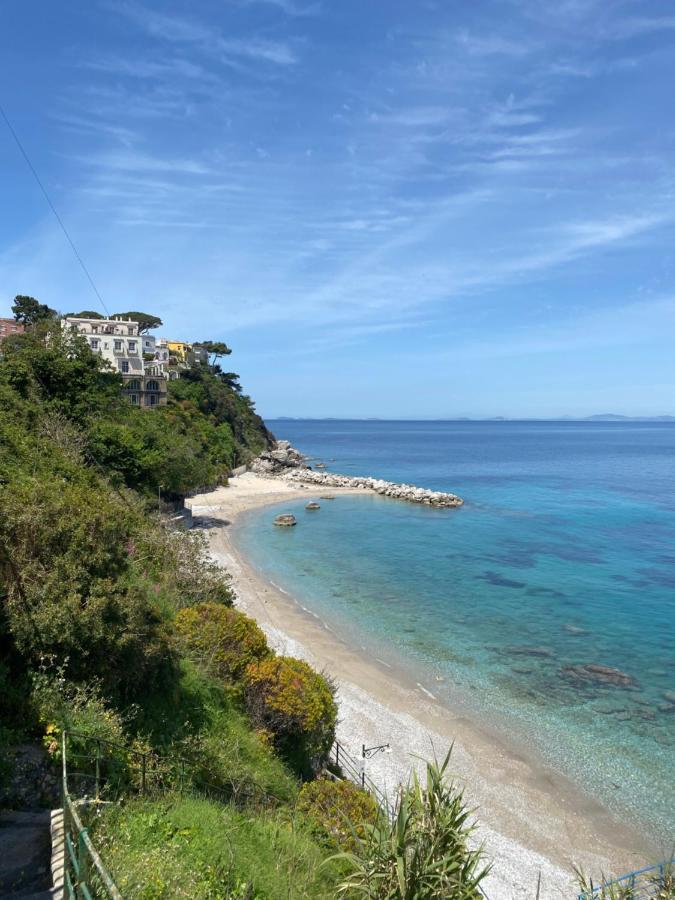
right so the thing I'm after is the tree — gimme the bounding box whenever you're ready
[112,311,163,334]
[11,295,57,327]
[64,310,104,319]
[196,341,232,369]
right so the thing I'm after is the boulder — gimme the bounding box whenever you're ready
[274,514,297,527]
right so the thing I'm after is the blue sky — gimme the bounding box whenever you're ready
[1,0,675,418]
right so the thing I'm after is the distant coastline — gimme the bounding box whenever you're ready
[271,414,675,422]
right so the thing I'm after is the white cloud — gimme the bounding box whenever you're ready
[607,16,675,40]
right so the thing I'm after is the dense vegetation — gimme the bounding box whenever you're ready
[0,305,497,898]
[0,313,344,896]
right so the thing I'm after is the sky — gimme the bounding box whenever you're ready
[1,0,675,418]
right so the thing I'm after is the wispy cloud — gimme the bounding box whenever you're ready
[241,0,320,17]
[455,29,534,57]
[607,16,675,40]
[109,1,299,65]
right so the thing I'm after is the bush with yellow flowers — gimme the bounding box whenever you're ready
[174,603,270,683]
[243,656,337,775]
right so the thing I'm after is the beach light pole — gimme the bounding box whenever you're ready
[362,742,391,759]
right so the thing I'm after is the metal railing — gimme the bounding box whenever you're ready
[329,739,393,815]
[578,858,674,899]
[62,731,121,899]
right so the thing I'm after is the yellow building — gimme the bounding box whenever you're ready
[166,340,191,363]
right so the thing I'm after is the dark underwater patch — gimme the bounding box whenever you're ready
[477,570,526,589]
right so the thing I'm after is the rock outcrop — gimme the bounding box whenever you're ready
[252,442,463,508]
[251,441,307,473]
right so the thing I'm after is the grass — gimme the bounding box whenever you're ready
[93,793,344,899]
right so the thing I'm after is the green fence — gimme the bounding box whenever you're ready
[61,731,121,899]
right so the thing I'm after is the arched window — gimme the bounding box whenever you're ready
[127,379,141,391]
[146,380,159,391]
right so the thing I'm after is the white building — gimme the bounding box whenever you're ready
[63,315,167,407]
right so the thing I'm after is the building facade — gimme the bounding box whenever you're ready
[63,315,168,407]
[0,318,25,342]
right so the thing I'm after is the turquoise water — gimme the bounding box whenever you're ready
[235,421,675,841]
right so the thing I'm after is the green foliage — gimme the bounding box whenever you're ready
[175,603,270,683]
[112,311,163,333]
[64,310,104,319]
[1,325,122,422]
[244,656,337,776]
[94,794,343,899]
[197,340,232,360]
[168,367,274,463]
[0,460,175,699]
[11,294,57,325]
[298,778,381,852]
[31,665,127,753]
[133,527,235,611]
[334,750,489,899]
[87,405,225,498]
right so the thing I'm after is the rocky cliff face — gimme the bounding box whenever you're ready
[250,441,463,508]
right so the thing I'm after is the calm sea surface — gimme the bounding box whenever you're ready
[235,420,675,840]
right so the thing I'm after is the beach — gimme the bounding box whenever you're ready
[187,472,654,900]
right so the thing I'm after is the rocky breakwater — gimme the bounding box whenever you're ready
[251,441,463,508]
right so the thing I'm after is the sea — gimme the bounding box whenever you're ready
[234,420,675,842]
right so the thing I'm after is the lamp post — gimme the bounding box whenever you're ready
[158,483,163,514]
[362,743,391,760]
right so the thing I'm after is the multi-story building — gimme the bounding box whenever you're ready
[0,318,25,342]
[63,315,167,407]
[165,339,208,369]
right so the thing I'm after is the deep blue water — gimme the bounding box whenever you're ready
[235,421,675,840]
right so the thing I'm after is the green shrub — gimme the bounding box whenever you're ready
[335,750,489,898]
[174,604,270,683]
[297,777,381,851]
[243,656,337,776]
[0,472,176,701]
[30,667,133,795]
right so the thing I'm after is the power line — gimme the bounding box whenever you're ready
[0,102,110,317]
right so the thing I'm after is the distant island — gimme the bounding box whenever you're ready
[270,415,675,422]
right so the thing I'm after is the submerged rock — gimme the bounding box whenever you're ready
[507,646,554,658]
[273,514,297,527]
[561,663,638,689]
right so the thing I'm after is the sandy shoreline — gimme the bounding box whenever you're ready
[187,472,652,900]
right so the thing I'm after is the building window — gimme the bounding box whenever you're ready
[90,339,99,350]
[114,340,123,351]
[120,360,130,373]
[148,393,159,406]
[127,379,141,391]
[129,394,139,405]
[128,341,136,351]
[146,380,159,391]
